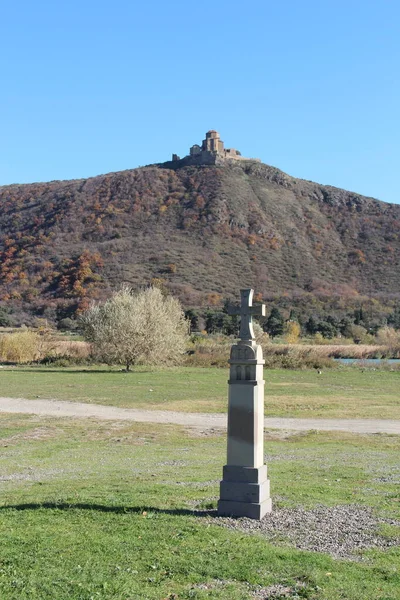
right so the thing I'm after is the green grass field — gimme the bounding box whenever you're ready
[0,366,399,419]
[0,414,399,599]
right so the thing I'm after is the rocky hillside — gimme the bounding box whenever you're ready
[0,160,399,323]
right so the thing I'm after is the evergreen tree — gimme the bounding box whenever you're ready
[185,309,200,332]
[317,320,337,339]
[305,316,318,335]
[339,317,352,337]
[0,307,11,327]
[204,310,236,335]
[354,307,365,326]
[388,305,400,330]
[265,308,284,337]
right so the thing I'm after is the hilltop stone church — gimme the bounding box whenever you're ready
[169,130,260,167]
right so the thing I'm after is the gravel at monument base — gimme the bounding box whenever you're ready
[209,504,400,560]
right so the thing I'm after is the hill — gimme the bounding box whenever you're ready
[0,159,399,325]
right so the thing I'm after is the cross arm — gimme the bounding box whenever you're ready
[249,305,266,317]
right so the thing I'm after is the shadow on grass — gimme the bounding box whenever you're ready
[0,502,217,517]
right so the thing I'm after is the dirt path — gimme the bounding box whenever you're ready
[1,397,399,434]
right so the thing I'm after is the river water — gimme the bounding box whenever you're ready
[335,358,400,365]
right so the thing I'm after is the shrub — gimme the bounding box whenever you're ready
[185,334,230,368]
[376,326,400,352]
[312,332,329,345]
[0,330,42,363]
[283,321,301,344]
[57,317,79,331]
[80,286,189,370]
[261,344,335,369]
[345,324,374,344]
[253,322,270,345]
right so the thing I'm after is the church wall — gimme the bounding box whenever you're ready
[168,131,261,167]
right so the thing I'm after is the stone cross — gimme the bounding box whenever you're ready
[218,288,272,520]
[229,288,266,341]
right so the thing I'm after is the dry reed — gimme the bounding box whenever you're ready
[0,331,42,363]
[185,338,399,369]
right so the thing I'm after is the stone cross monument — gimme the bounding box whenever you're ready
[218,288,272,519]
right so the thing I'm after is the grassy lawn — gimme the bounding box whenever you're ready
[0,414,399,599]
[0,366,399,419]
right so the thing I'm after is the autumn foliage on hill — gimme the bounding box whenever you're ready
[0,160,399,325]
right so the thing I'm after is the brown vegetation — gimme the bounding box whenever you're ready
[0,326,398,369]
[0,330,90,364]
[184,337,400,370]
[0,161,399,325]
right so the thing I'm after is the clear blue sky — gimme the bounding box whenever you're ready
[1,0,399,204]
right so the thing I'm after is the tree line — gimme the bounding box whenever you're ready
[185,303,400,340]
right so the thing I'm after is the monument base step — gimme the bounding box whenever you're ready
[223,464,268,483]
[218,464,271,519]
[217,498,272,520]
[220,479,270,504]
